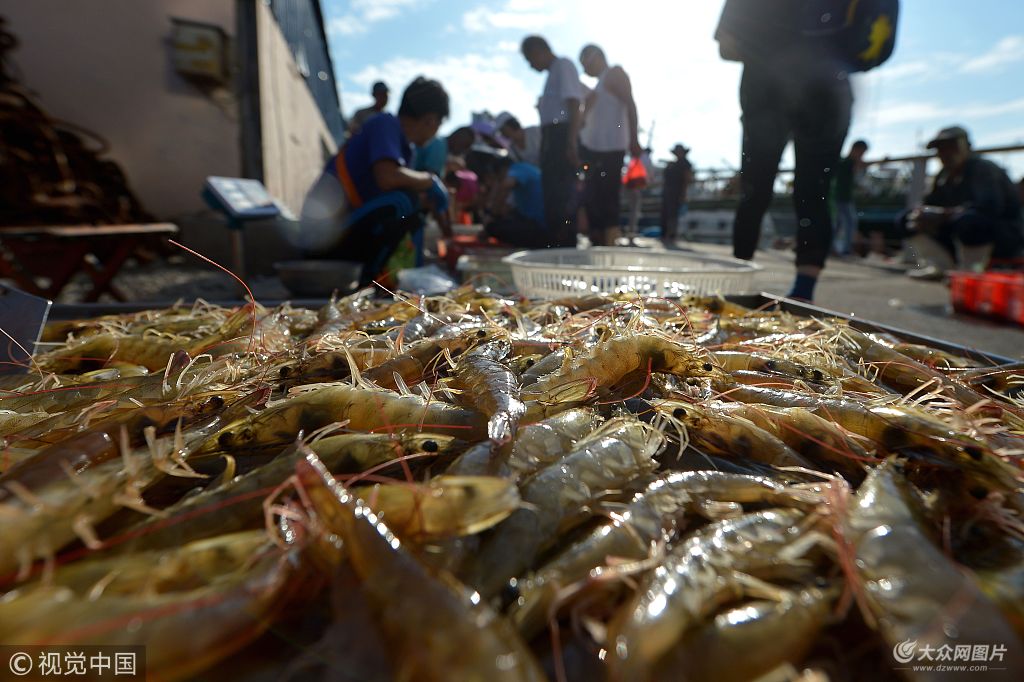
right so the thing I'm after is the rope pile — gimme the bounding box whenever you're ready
[0,18,153,227]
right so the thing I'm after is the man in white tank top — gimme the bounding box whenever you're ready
[578,44,641,246]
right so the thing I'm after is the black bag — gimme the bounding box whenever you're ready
[803,0,900,72]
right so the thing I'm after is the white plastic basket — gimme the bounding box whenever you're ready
[456,253,517,295]
[502,247,761,299]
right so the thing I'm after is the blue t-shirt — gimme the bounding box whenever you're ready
[333,113,412,203]
[508,162,544,225]
[413,137,447,176]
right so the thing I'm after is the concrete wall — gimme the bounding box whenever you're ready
[256,0,336,215]
[3,0,242,220]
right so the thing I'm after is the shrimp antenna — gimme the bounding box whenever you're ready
[0,324,45,382]
[168,239,258,353]
[371,280,443,324]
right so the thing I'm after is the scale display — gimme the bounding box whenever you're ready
[204,176,281,220]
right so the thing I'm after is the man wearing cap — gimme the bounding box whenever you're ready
[661,144,694,248]
[521,35,584,247]
[348,81,390,137]
[903,125,1023,278]
[577,44,642,247]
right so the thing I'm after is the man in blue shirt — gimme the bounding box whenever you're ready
[478,154,547,248]
[299,77,451,285]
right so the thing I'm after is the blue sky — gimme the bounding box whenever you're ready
[323,0,1024,176]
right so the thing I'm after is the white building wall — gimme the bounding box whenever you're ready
[256,0,337,216]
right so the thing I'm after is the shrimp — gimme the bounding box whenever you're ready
[451,339,526,442]
[35,332,192,374]
[363,333,485,390]
[0,447,36,474]
[294,450,547,682]
[711,351,833,387]
[705,401,875,480]
[0,350,216,416]
[520,348,565,387]
[0,416,222,583]
[107,432,455,555]
[35,305,259,373]
[838,326,1021,420]
[507,407,604,474]
[0,409,51,438]
[200,383,487,455]
[605,508,827,681]
[522,333,718,405]
[655,586,837,682]
[1,392,234,492]
[952,361,1024,400]
[0,530,306,681]
[278,342,389,386]
[656,400,814,470]
[459,417,663,599]
[510,471,819,639]
[682,294,756,318]
[890,341,980,370]
[365,475,520,540]
[716,382,988,457]
[973,534,1024,640]
[844,459,1024,672]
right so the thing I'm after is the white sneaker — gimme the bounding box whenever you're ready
[861,252,892,266]
[906,265,945,281]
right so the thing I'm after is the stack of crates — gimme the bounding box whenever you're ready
[949,271,1024,325]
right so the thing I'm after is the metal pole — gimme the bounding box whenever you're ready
[907,157,928,209]
[228,221,247,294]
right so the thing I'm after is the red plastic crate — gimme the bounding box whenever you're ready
[949,271,1024,324]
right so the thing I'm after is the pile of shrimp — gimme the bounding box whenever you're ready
[1,286,1023,681]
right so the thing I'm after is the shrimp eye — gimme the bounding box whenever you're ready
[525,359,535,367]
[673,407,686,419]
[279,367,292,378]
[811,370,824,382]
[476,330,487,338]
[969,485,989,499]
[218,432,233,448]
[964,446,983,461]
[764,360,777,371]
[701,363,714,372]
[422,439,439,453]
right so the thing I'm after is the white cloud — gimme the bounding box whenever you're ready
[328,0,430,37]
[961,35,1024,73]
[462,1,565,33]
[345,53,539,132]
[329,15,366,36]
[875,97,1024,126]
